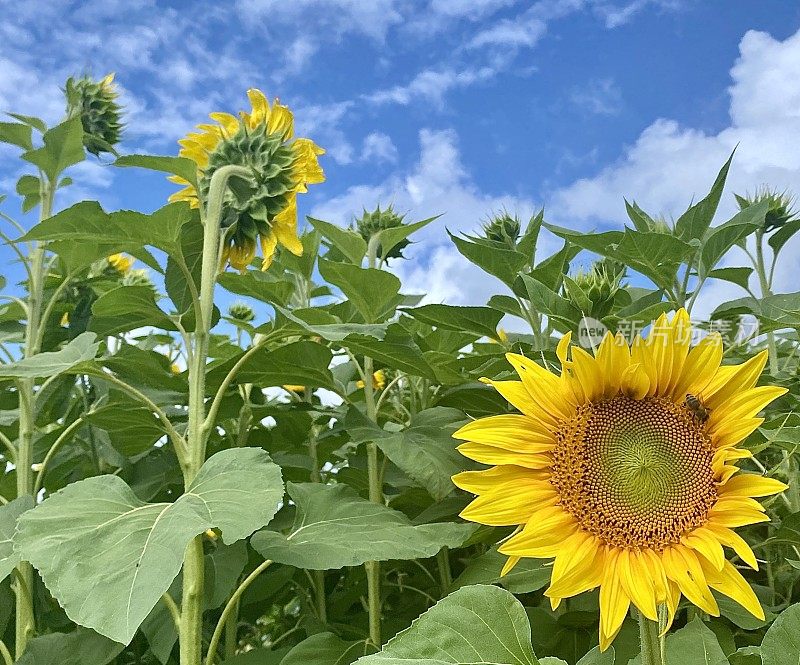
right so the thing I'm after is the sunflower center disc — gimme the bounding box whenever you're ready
[550,395,717,550]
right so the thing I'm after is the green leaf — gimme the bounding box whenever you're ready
[761,601,800,665]
[374,215,439,262]
[403,305,503,340]
[698,200,768,278]
[576,647,614,665]
[8,113,47,133]
[0,496,34,582]
[341,327,437,380]
[728,647,761,665]
[625,198,656,232]
[0,332,99,378]
[281,633,368,665]
[662,618,727,665]
[165,220,204,314]
[449,231,528,287]
[515,274,581,330]
[769,217,800,257]
[0,121,33,150]
[16,173,41,212]
[613,230,694,289]
[707,267,753,290]
[219,272,295,308]
[308,217,368,264]
[90,285,177,335]
[222,648,291,665]
[22,201,194,257]
[274,307,389,341]
[347,407,467,500]
[451,548,549,594]
[16,628,124,665]
[208,341,336,391]
[674,152,734,241]
[114,154,198,187]
[354,584,539,665]
[16,448,283,644]
[86,404,166,456]
[319,259,401,322]
[21,116,85,181]
[251,482,475,570]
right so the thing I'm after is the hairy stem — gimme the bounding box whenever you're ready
[638,611,664,665]
[753,230,778,375]
[181,165,250,665]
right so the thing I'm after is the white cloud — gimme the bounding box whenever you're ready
[468,17,547,49]
[548,27,800,306]
[570,77,623,115]
[361,132,398,164]
[236,0,404,42]
[294,101,356,165]
[365,66,498,108]
[284,37,318,76]
[312,128,547,305]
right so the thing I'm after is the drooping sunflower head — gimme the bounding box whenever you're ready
[65,73,124,156]
[453,309,788,650]
[169,89,325,272]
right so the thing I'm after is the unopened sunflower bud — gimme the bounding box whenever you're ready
[569,259,625,319]
[735,187,797,233]
[228,301,255,323]
[481,212,521,248]
[65,73,123,156]
[355,205,409,259]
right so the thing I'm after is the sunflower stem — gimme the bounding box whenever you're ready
[638,612,664,665]
[753,229,778,375]
[364,235,382,648]
[14,175,54,658]
[181,164,250,665]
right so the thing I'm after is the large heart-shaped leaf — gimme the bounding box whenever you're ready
[0,495,34,581]
[0,333,99,378]
[15,448,283,644]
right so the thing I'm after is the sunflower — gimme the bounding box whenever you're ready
[169,89,325,272]
[107,253,134,274]
[357,369,387,391]
[452,309,787,649]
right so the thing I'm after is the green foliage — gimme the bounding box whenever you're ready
[1,87,799,665]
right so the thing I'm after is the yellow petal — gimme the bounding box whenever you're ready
[456,442,552,469]
[272,195,303,256]
[704,350,768,409]
[505,353,574,421]
[704,523,758,570]
[453,415,555,453]
[570,347,605,403]
[661,545,719,615]
[599,549,631,651]
[718,473,788,498]
[620,362,650,400]
[682,526,725,571]
[699,559,764,621]
[708,386,788,431]
[671,332,723,401]
[481,379,541,418]
[618,549,658,621]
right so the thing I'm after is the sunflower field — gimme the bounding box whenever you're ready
[0,76,799,665]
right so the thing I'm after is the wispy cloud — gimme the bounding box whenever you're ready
[570,77,623,116]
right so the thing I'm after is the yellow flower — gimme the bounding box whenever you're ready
[169,89,325,272]
[107,253,134,274]
[60,311,69,326]
[357,369,386,391]
[170,363,181,375]
[283,384,306,393]
[452,309,787,650]
[493,328,509,344]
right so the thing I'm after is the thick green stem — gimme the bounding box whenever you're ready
[436,547,452,595]
[224,598,240,660]
[638,612,664,665]
[180,165,251,665]
[363,237,383,647]
[754,230,778,375]
[14,179,54,657]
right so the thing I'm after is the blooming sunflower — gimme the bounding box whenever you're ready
[169,89,324,271]
[452,309,788,649]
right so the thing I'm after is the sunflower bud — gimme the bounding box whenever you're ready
[569,259,625,319]
[355,205,409,259]
[735,187,797,233]
[481,212,521,248]
[228,301,255,323]
[65,73,123,156]
[356,369,386,391]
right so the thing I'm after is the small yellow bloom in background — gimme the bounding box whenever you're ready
[60,311,70,326]
[453,309,788,650]
[492,328,509,344]
[107,253,134,274]
[283,384,306,393]
[170,363,181,375]
[357,369,386,391]
[169,89,325,272]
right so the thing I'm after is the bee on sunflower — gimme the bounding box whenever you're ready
[169,89,325,272]
[453,309,788,650]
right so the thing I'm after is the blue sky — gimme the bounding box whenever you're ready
[1,0,800,313]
